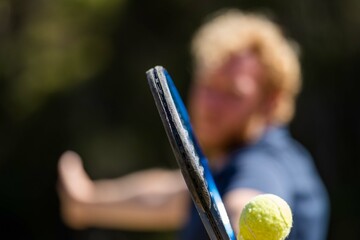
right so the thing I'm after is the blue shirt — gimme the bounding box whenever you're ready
[179,126,330,240]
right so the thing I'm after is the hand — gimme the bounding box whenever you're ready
[57,151,94,228]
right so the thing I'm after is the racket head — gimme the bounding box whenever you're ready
[146,66,236,240]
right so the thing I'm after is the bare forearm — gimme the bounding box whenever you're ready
[61,190,190,231]
[91,169,185,203]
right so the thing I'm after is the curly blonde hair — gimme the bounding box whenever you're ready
[191,9,301,125]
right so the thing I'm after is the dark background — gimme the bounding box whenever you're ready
[0,0,359,239]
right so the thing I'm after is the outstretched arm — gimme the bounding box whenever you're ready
[224,189,263,234]
[58,151,190,230]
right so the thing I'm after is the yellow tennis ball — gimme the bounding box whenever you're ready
[238,194,293,240]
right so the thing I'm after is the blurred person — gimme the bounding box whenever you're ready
[58,9,329,240]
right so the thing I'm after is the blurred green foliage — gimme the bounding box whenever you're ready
[0,0,126,118]
[0,0,359,239]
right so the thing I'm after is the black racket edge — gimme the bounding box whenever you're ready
[146,67,211,211]
[146,66,235,240]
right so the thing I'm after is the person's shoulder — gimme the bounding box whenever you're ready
[229,141,280,169]
[261,125,313,159]
[259,125,320,177]
[233,126,286,156]
[261,125,292,147]
[230,125,311,167]
[223,128,296,197]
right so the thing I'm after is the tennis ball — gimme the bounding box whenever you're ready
[238,194,293,240]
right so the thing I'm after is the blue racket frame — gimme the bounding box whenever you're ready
[146,66,236,240]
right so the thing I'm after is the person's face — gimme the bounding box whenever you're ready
[189,52,269,154]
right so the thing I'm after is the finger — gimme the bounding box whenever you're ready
[57,150,94,202]
[58,151,83,174]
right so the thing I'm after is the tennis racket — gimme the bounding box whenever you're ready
[146,66,236,240]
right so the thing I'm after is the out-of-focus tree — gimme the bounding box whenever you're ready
[0,0,126,119]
